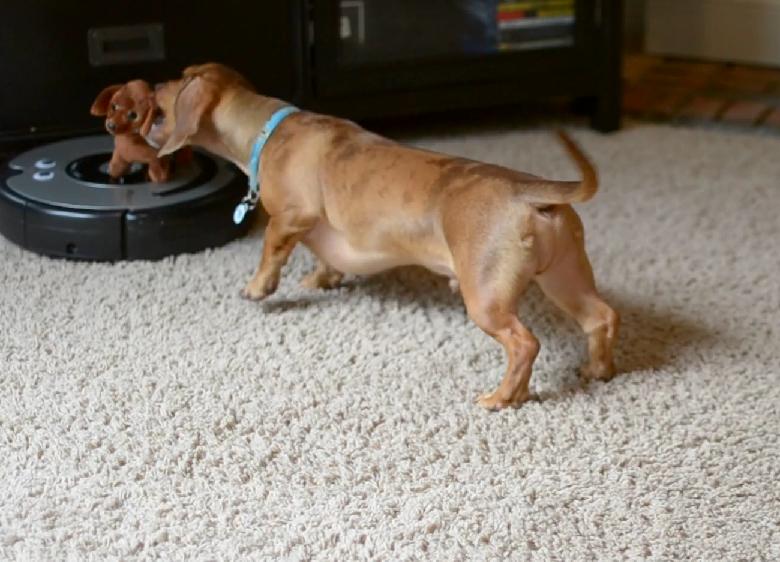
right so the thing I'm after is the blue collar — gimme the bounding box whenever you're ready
[233,105,300,224]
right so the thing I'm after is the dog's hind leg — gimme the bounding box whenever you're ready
[457,246,540,411]
[534,213,618,381]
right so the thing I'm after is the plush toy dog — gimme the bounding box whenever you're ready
[90,80,171,182]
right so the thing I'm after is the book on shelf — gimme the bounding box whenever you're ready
[497,0,575,51]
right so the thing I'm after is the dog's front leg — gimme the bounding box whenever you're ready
[108,153,129,179]
[241,212,316,301]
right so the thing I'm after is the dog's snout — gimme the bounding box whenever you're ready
[106,120,116,132]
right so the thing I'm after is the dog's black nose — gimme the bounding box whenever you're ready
[106,120,116,132]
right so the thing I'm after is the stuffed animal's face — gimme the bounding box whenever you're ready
[90,80,157,137]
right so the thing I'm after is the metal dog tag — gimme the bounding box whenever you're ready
[233,201,249,224]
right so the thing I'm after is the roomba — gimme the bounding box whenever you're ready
[0,135,250,261]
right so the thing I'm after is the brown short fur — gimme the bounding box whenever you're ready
[149,63,619,410]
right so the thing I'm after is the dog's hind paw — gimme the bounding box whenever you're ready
[579,361,616,381]
[475,390,529,411]
[300,268,343,290]
[240,275,279,301]
[239,287,264,301]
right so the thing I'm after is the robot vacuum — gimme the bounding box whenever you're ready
[0,135,250,261]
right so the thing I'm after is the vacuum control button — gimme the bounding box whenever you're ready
[35,159,56,170]
[33,170,55,181]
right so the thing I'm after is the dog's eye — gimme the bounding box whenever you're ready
[110,103,118,112]
[127,110,138,122]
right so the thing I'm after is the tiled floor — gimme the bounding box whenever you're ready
[623,54,780,131]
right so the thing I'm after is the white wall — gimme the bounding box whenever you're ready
[646,0,780,66]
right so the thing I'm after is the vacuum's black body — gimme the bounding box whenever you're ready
[0,136,248,261]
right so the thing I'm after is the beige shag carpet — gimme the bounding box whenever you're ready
[1,123,779,560]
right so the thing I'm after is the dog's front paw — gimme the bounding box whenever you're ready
[240,275,279,301]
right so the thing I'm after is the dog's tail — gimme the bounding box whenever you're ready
[518,130,598,206]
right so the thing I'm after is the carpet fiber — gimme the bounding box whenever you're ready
[1,123,779,560]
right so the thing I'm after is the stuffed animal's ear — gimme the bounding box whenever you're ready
[90,85,122,116]
[158,76,216,157]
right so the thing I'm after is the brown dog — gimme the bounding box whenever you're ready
[91,80,170,182]
[150,63,619,410]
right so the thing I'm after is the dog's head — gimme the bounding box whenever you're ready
[149,63,253,156]
[90,80,157,137]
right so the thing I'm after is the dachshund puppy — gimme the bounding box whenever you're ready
[149,63,619,410]
[91,80,170,182]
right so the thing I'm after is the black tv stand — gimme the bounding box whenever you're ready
[0,0,622,146]
[305,0,623,133]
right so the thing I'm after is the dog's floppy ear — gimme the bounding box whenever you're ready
[158,76,216,156]
[183,62,254,91]
[90,85,122,116]
[182,63,209,78]
[139,97,157,138]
